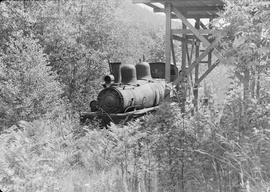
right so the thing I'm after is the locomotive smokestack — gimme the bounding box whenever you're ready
[108,62,121,83]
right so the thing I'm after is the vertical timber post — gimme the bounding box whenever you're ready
[208,18,213,68]
[181,22,187,113]
[165,1,171,83]
[194,18,200,111]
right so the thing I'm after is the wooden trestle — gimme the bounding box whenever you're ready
[133,0,226,112]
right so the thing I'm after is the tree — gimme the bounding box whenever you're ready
[214,0,270,100]
[213,1,270,191]
[0,32,62,129]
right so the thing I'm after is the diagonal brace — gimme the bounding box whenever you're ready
[172,8,225,63]
[197,59,220,84]
[186,39,218,75]
[174,39,218,84]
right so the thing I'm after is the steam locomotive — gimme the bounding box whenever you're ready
[80,61,178,125]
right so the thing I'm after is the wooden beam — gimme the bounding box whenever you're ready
[133,0,224,6]
[173,33,214,42]
[184,14,218,18]
[172,29,213,35]
[185,34,211,40]
[173,35,194,44]
[184,10,218,15]
[197,59,220,84]
[174,38,218,84]
[132,0,160,3]
[149,3,179,19]
[186,39,218,77]
[172,8,225,63]
[177,6,224,12]
[187,40,195,88]
[194,18,200,111]
[171,38,176,66]
[153,7,168,13]
[153,6,222,12]
[172,1,224,7]
[165,1,172,82]
[173,8,209,45]
[208,18,213,68]
[200,21,208,29]
[182,24,187,71]
[200,61,210,64]
[153,7,218,18]
[172,35,184,41]
[181,22,187,113]
[187,40,195,66]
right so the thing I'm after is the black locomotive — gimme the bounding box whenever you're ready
[80,61,178,125]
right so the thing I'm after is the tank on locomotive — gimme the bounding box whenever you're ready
[80,61,178,124]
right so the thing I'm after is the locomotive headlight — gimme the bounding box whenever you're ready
[104,74,115,84]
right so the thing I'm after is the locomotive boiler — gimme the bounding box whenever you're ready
[80,61,178,125]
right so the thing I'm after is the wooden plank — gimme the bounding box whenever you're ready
[165,1,172,82]
[197,59,220,84]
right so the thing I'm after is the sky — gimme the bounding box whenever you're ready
[135,3,208,26]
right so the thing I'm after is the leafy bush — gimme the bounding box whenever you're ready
[0,32,63,129]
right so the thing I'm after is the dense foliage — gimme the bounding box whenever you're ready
[0,0,270,192]
[0,32,63,129]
